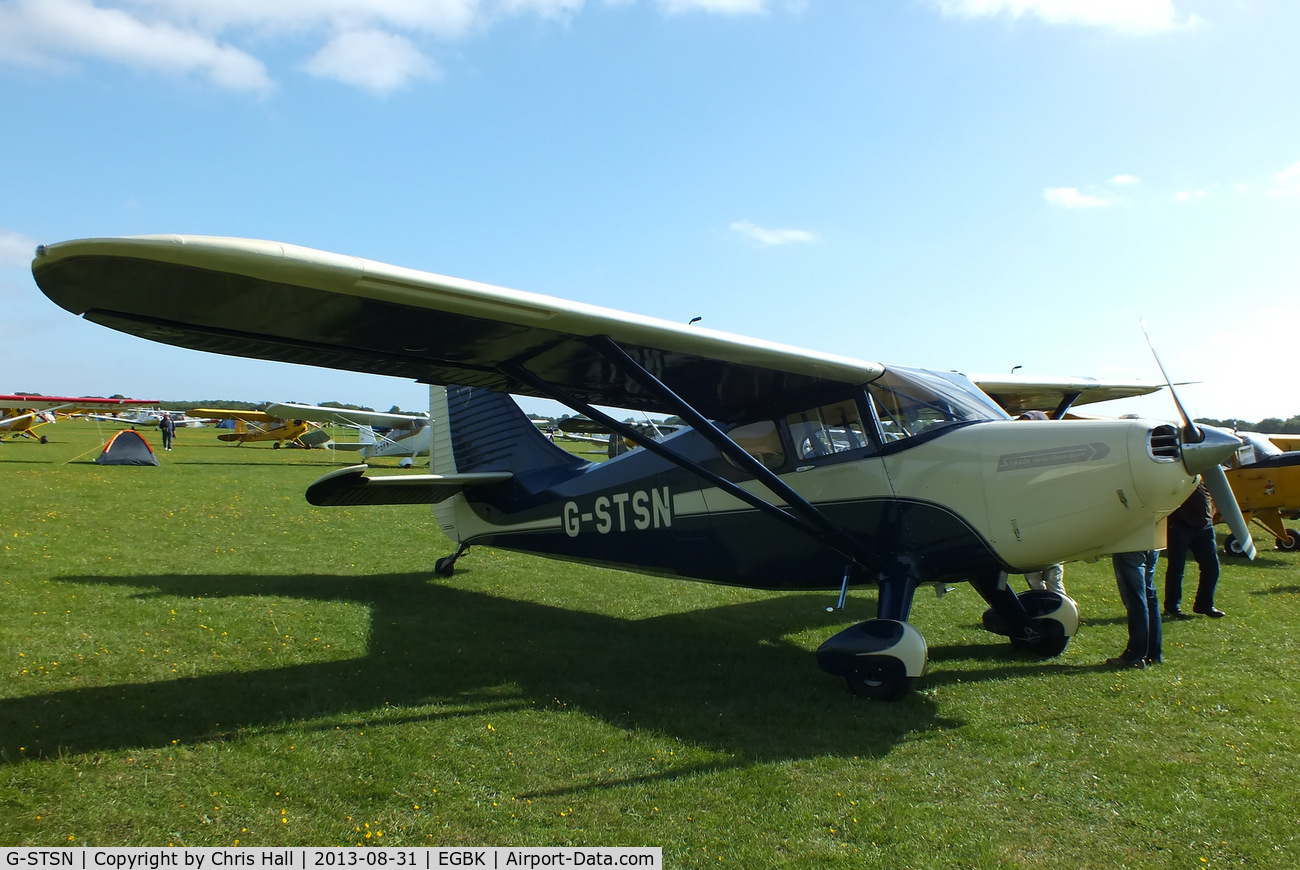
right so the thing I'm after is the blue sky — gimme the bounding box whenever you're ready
[3,0,1298,422]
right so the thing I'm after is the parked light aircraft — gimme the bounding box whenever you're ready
[1216,432,1300,555]
[31,235,1256,699]
[191,408,328,449]
[561,416,680,458]
[265,402,430,464]
[82,408,216,428]
[2,394,157,441]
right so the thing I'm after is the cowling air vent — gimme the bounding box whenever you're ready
[1148,424,1181,461]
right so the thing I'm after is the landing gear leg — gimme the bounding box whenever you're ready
[434,543,471,578]
[816,569,928,700]
[974,571,1077,657]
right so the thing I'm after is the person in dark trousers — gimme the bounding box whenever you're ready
[1163,479,1224,618]
[1108,550,1161,668]
[159,413,175,451]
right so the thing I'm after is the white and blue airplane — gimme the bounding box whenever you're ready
[31,235,1254,699]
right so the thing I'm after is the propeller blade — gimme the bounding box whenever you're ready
[1202,464,1256,560]
[1141,320,1201,442]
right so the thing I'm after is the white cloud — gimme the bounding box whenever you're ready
[301,29,439,95]
[730,220,819,245]
[931,0,1194,33]
[659,0,767,13]
[0,230,39,267]
[1175,189,1207,202]
[1043,187,1114,208]
[0,0,777,95]
[0,0,273,92]
[1108,174,1140,185]
[1268,160,1300,197]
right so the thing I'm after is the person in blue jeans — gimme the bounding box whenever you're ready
[1108,550,1161,668]
[1163,479,1224,618]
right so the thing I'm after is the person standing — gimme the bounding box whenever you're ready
[1025,563,1067,596]
[1163,479,1224,618]
[1108,550,1161,668]
[159,412,175,451]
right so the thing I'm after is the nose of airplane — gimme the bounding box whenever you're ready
[1179,424,1257,560]
[1180,424,1242,476]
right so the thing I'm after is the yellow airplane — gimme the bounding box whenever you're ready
[1217,432,1300,554]
[194,409,330,449]
[2,394,158,442]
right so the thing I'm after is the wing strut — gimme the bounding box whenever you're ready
[1050,392,1081,420]
[501,337,883,575]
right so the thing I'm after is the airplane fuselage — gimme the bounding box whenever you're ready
[436,406,1193,591]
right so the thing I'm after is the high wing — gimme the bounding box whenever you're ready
[1268,434,1300,452]
[1,395,157,430]
[190,408,277,421]
[265,402,427,429]
[1,394,157,414]
[970,375,1162,418]
[32,236,885,422]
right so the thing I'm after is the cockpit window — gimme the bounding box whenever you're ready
[867,366,1008,443]
[786,400,869,461]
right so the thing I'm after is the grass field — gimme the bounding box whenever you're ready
[2,419,1299,867]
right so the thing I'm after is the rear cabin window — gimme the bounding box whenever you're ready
[725,420,785,469]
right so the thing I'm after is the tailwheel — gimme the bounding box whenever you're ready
[816,619,928,701]
[434,544,470,578]
[1276,529,1300,552]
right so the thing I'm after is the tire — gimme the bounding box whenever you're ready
[1010,618,1070,657]
[1224,534,1248,556]
[434,557,456,577]
[844,656,911,701]
[1277,529,1300,552]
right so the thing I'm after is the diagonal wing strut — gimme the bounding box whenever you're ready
[501,335,883,577]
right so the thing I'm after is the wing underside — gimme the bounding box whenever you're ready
[32,236,885,422]
[973,375,1162,417]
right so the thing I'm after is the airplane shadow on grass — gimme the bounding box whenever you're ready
[0,571,1086,767]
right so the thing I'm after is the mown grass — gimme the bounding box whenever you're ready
[2,419,1299,867]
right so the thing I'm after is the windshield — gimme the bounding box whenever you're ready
[1237,432,1285,465]
[867,366,1009,443]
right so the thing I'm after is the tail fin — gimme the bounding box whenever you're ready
[430,385,584,476]
[429,385,585,543]
[357,425,377,446]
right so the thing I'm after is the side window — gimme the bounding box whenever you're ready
[785,400,868,461]
[725,420,785,470]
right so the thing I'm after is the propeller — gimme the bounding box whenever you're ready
[1142,322,1256,560]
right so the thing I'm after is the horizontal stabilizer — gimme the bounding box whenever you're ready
[306,465,513,507]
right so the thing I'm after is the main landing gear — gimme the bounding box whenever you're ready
[977,577,1079,658]
[816,570,928,701]
[817,570,1078,700]
[1226,528,1300,555]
